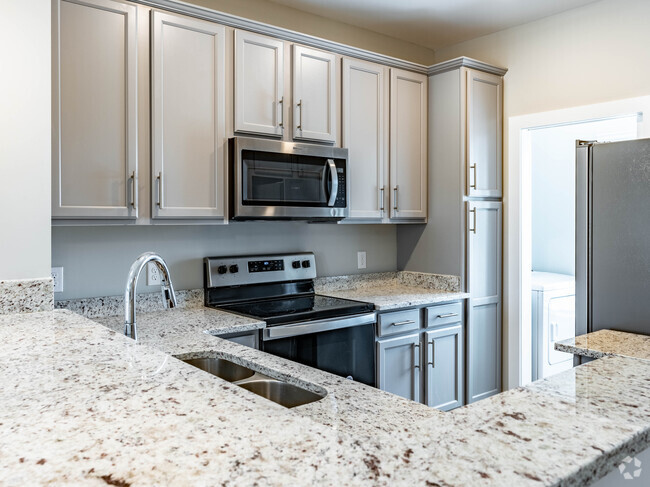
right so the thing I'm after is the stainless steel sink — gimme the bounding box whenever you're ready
[183,357,255,382]
[237,379,324,408]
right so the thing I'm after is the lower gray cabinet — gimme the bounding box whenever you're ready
[424,323,463,411]
[376,332,421,402]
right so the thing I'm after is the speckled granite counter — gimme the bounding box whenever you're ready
[315,271,469,310]
[2,309,650,486]
[556,329,650,361]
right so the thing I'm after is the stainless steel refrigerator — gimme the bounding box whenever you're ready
[576,139,650,339]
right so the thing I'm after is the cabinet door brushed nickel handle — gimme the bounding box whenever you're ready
[437,313,459,319]
[413,342,420,369]
[391,320,415,327]
[157,172,164,209]
[278,97,284,128]
[470,163,477,189]
[428,339,435,368]
[297,99,303,130]
[379,186,385,212]
[469,208,477,233]
[393,186,398,211]
[130,171,137,209]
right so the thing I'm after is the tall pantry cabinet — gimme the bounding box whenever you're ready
[427,58,507,403]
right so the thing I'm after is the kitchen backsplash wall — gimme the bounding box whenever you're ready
[52,223,396,300]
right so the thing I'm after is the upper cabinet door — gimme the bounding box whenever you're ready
[466,68,503,198]
[234,31,284,136]
[389,69,428,220]
[342,58,388,220]
[53,0,138,219]
[151,11,226,219]
[292,45,337,143]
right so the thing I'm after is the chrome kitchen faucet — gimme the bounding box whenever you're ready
[124,252,177,341]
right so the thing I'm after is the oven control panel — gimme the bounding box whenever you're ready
[205,253,316,288]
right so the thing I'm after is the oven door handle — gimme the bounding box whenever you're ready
[326,159,338,207]
[262,312,376,341]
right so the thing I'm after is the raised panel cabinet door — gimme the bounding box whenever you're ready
[53,0,138,219]
[234,30,284,136]
[376,333,421,402]
[292,45,337,142]
[425,323,464,411]
[467,201,503,402]
[151,11,226,219]
[389,68,428,220]
[342,58,388,220]
[466,68,503,198]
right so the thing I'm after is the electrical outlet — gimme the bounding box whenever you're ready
[51,267,64,293]
[357,251,367,269]
[147,262,161,286]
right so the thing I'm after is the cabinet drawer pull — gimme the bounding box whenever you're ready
[278,97,284,128]
[470,163,477,189]
[297,99,303,130]
[413,343,420,369]
[130,171,137,210]
[391,319,415,327]
[437,313,459,319]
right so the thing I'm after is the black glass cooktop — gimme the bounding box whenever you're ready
[215,294,374,326]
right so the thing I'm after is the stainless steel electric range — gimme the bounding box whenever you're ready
[204,253,377,386]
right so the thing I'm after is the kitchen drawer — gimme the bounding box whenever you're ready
[377,309,421,337]
[425,302,463,328]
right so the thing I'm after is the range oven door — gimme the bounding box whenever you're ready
[230,136,349,221]
[261,313,376,387]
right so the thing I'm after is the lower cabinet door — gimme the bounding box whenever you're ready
[424,324,464,411]
[376,333,421,402]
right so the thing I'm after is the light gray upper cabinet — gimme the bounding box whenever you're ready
[389,68,428,220]
[466,68,503,198]
[234,31,284,137]
[52,0,138,219]
[292,45,337,143]
[376,332,421,402]
[151,11,226,219]
[467,200,502,403]
[342,58,389,221]
[424,323,464,411]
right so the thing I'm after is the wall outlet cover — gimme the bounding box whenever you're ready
[147,262,161,286]
[357,251,367,269]
[51,267,64,293]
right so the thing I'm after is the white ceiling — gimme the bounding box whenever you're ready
[265,0,601,50]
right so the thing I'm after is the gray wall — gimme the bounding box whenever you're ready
[52,223,396,299]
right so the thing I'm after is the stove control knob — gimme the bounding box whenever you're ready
[229,264,239,274]
[217,265,227,275]
[301,260,311,268]
[292,260,301,269]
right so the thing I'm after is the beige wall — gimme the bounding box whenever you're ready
[187,0,435,65]
[434,0,650,118]
[0,0,51,280]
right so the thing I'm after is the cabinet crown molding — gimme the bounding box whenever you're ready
[427,57,507,77]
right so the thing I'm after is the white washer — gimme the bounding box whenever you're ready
[531,272,575,381]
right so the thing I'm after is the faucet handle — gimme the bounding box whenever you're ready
[162,287,177,309]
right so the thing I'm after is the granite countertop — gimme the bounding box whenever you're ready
[556,329,650,361]
[315,271,470,310]
[2,309,650,486]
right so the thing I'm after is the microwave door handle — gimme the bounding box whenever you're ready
[327,159,338,207]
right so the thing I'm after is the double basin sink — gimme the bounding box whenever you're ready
[183,357,325,408]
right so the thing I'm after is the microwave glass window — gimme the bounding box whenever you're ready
[242,150,342,207]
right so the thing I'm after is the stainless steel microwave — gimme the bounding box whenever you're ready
[229,137,349,221]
